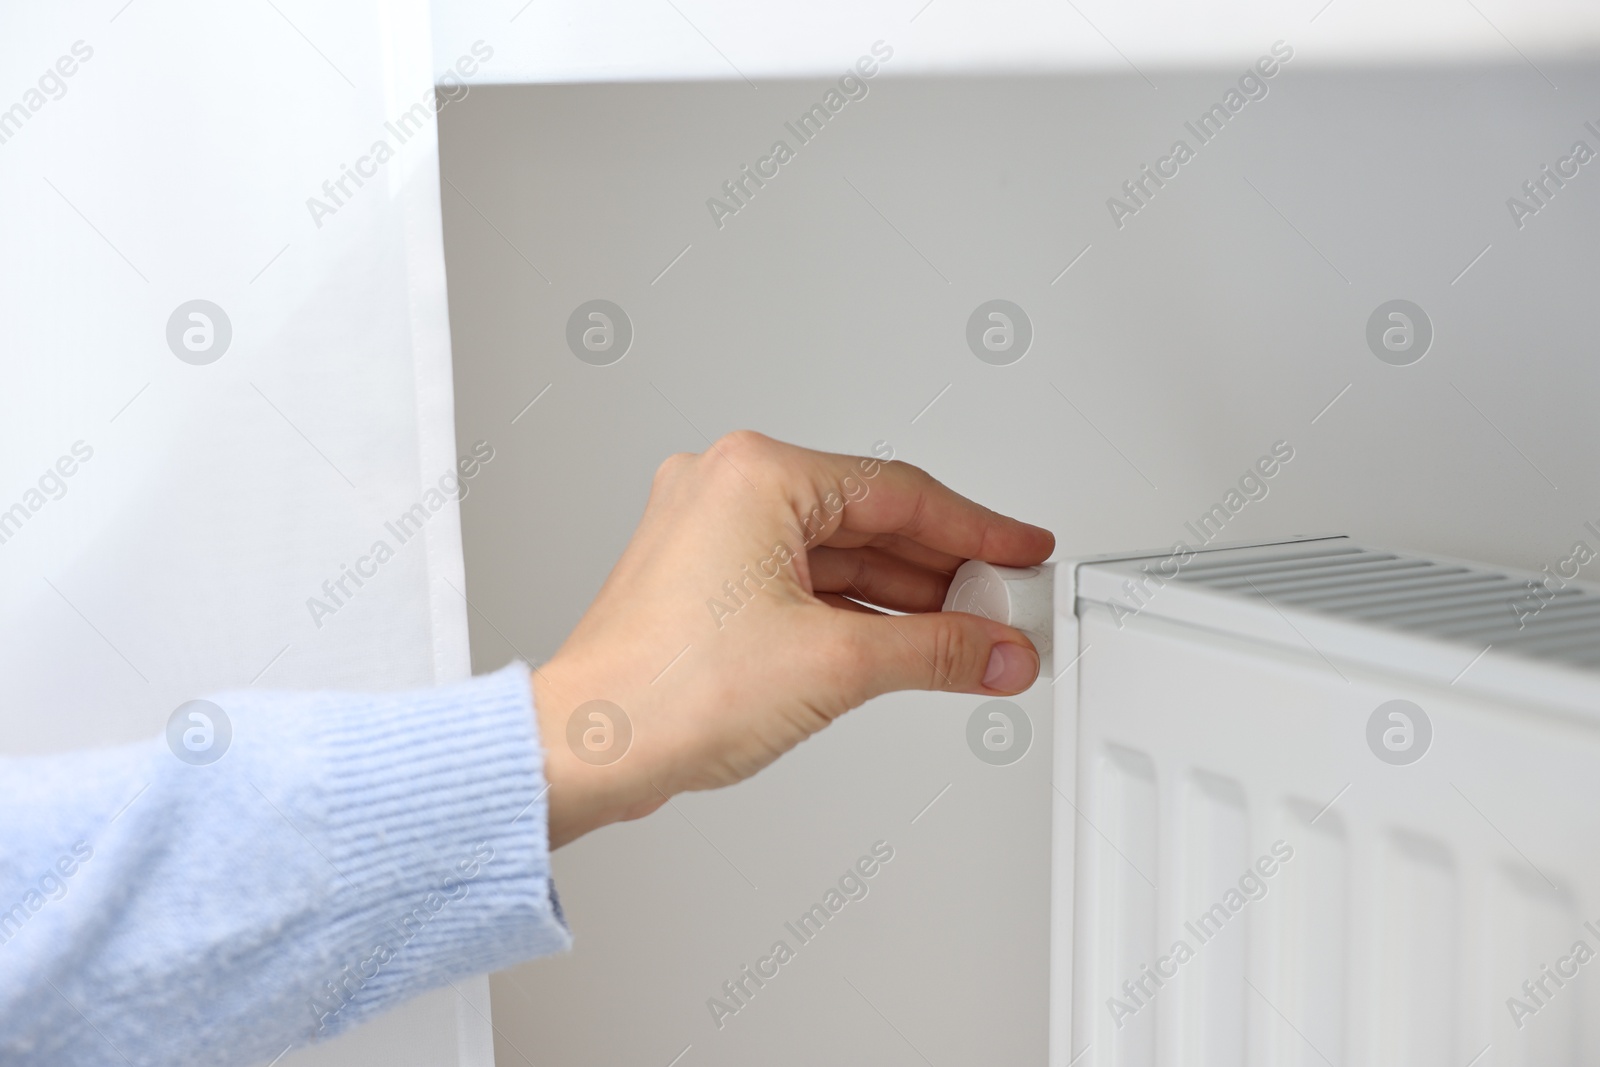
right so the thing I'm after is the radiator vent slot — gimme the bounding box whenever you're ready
[1168,544,1600,670]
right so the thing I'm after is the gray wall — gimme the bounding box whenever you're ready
[440,62,1600,1066]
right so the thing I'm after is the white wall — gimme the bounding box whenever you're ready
[1,2,491,1063]
[432,0,1600,84]
[440,58,1600,1065]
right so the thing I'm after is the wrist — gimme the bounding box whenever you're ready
[530,660,653,848]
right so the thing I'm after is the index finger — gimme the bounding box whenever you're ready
[810,449,1055,567]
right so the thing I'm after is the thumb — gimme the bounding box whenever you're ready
[839,609,1042,704]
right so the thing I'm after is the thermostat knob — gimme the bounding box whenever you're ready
[942,561,1054,674]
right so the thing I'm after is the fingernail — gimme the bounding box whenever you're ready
[983,642,1037,692]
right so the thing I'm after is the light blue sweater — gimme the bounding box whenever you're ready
[0,662,570,1066]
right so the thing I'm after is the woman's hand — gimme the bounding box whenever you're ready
[531,432,1054,847]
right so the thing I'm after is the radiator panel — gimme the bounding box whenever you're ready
[1064,541,1600,1067]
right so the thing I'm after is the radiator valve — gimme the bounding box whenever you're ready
[941,561,1054,675]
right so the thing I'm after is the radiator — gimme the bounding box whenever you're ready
[945,535,1600,1067]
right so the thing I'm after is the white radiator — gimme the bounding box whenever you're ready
[946,535,1600,1066]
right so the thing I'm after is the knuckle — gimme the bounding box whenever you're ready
[712,429,775,462]
[652,451,695,486]
[848,554,873,600]
[711,430,799,489]
[930,620,983,691]
[884,458,925,481]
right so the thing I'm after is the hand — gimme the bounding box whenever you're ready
[531,432,1054,848]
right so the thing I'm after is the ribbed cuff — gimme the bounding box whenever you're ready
[289,662,571,1036]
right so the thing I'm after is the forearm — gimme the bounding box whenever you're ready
[0,663,569,1067]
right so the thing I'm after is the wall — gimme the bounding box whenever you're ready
[441,61,1600,1065]
[3,2,493,1063]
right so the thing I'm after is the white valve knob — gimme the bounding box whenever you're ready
[942,561,1054,674]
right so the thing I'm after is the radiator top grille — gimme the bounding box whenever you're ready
[1166,542,1600,671]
